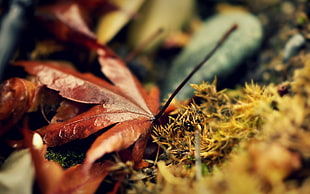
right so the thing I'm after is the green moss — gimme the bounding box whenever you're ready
[45,147,85,169]
[43,137,94,168]
[297,16,307,25]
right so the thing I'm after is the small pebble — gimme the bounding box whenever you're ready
[282,33,306,63]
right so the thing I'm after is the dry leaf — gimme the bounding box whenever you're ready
[23,129,112,194]
[16,48,160,170]
[0,78,38,135]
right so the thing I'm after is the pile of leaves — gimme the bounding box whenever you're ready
[0,0,163,193]
[1,0,310,194]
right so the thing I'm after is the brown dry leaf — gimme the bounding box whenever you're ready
[0,78,39,135]
[23,129,112,194]
[35,0,118,49]
[96,0,145,44]
[50,99,89,124]
[15,47,160,170]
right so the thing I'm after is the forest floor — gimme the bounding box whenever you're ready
[1,0,310,193]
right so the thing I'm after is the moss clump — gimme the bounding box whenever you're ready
[147,54,310,194]
[153,79,280,169]
[43,138,93,168]
[45,147,85,169]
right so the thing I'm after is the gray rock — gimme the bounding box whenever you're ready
[161,11,263,100]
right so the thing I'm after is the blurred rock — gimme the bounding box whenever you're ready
[161,11,263,100]
[282,33,306,63]
[0,149,34,194]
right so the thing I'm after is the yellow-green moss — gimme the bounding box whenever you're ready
[153,79,280,169]
[148,54,310,194]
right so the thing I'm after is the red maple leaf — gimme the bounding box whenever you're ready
[15,47,160,169]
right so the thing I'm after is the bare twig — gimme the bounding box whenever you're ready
[154,24,238,121]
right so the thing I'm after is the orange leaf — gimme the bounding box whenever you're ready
[35,0,119,49]
[23,129,112,194]
[15,48,159,169]
[84,118,152,170]
[0,78,39,135]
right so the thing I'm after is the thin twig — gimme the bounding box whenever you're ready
[195,124,202,180]
[154,24,238,121]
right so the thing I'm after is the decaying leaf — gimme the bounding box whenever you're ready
[96,0,145,44]
[35,0,119,49]
[0,78,39,135]
[23,129,112,194]
[127,0,194,52]
[15,47,160,170]
[50,99,89,124]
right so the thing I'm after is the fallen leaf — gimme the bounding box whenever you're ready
[50,99,90,124]
[127,0,194,52]
[96,0,145,44]
[0,78,39,135]
[23,129,112,194]
[15,48,160,170]
[35,0,119,49]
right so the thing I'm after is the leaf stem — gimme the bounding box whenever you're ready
[154,24,238,121]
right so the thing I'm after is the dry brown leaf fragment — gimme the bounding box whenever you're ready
[23,129,112,194]
[0,78,39,135]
